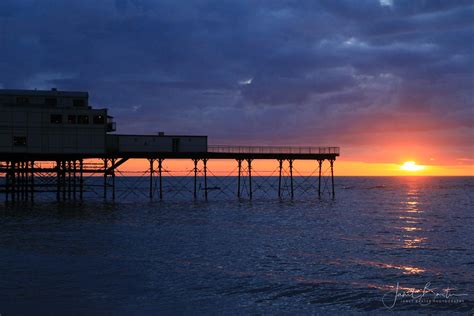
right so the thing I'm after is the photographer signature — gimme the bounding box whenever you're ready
[382,282,468,309]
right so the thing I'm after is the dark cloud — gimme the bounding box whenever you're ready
[0,0,472,162]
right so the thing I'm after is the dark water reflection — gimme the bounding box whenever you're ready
[0,177,473,314]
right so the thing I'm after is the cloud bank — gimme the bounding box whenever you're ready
[0,0,472,163]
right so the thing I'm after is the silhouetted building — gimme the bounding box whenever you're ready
[0,89,207,154]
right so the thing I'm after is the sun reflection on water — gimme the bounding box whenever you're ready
[399,186,427,249]
[355,259,426,275]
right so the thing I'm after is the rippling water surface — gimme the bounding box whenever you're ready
[0,177,473,314]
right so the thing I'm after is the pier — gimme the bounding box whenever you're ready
[0,146,339,202]
[0,89,339,202]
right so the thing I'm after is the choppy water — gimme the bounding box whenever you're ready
[0,176,473,314]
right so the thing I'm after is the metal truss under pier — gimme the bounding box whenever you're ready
[0,146,339,202]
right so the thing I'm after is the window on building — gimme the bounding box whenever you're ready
[45,98,57,106]
[93,115,105,124]
[73,99,85,107]
[13,136,27,146]
[50,114,62,124]
[16,97,29,105]
[67,115,76,124]
[77,115,89,124]
[172,138,180,152]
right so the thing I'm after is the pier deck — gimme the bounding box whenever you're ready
[0,146,339,202]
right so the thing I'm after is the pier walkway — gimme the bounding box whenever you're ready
[0,146,339,202]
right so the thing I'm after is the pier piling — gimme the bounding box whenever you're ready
[0,146,338,202]
[247,159,253,200]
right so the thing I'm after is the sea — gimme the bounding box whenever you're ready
[0,176,473,314]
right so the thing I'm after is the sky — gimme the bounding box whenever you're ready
[0,0,473,175]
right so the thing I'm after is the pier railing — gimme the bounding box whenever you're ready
[208,145,339,155]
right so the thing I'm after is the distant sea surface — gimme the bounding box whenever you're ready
[0,176,473,314]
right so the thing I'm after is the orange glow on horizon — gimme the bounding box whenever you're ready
[91,158,473,177]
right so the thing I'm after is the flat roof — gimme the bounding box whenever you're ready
[113,134,208,138]
[0,89,88,98]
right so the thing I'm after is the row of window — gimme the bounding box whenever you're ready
[50,114,105,125]
[16,97,85,107]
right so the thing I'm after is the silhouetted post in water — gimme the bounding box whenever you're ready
[193,159,199,199]
[19,161,23,200]
[16,162,20,200]
[103,159,107,199]
[5,161,9,202]
[237,159,242,198]
[26,161,35,201]
[247,159,253,199]
[56,160,60,201]
[158,158,163,200]
[318,160,322,198]
[25,162,28,199]
[111,158,116,200]
[278,159,283,198]
[79,160,84,200]
[62,160,67,200]
[73,160,77,200]
[21,161,25,200]
[18,161,22,201]
[16,161,20,201]
[289,159,294,199]
[25,161,28,200]
[22,161,26,200]
[68,160,72,199]
[12,161,16,202]
[203,159,208,200]
[149,159,154,199]
[330,159,335,199]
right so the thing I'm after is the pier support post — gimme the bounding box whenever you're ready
[79,160,84,200]
[111,158,116,200]
[318,160,322,198]
[20,161,25,201]
[158,158,163,200]
[68,160,72,200]
[27,161,32,201]
[14,162,18,202]
[330,159,335,199]
[5,161,10,202]
[11,161,16,202]
[30,161,35,201]
[15,161,19,201]
[25,161,29,200]
[56,161,61,201]
[149,159,154,199]
[247,159,253,199]
[203,159,208,201]
[237,159,242,198]
[289,159,294,199]
[103,159,108,199]
[23,161,27,201]
[278,159,283,198]
[73,160,77,200]
[62,161,67,200]
[193,159,199,199]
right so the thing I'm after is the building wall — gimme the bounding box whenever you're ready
[107,135,208,153]
[0,90,208,156]
[0,107,108,154]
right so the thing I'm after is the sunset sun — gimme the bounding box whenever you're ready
[400,161,425,172]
